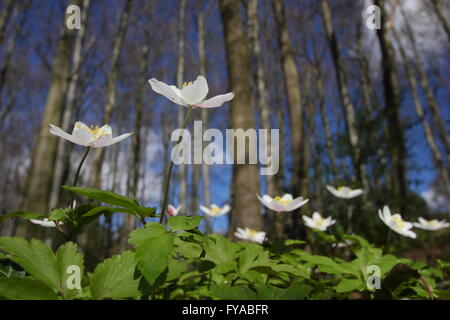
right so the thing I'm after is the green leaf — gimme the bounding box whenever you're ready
[0,252,5,261]
[49,208,71,222]
[284,239,306,246]
[62,186,141,213]
[0,237,84,299]
[300,254,358,276]
[255,282,312,300]
[82,206,136,218]
[238,243,270,274]
[0,278,59,300]
[336,278,364,293]
[55,242,85,299]
[0,211,45,222]
[167,215,202,231]
[202,234,239,266]
[210,285,258,300]
[281,282,312,299]
[129,223,174,285]
[271,264,310,279]
[89,251,140,299]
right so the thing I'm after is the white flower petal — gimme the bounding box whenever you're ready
[148,78,188,106]
[30,218,57,228]
[194,92,235,108]
[49,124,85,146]
[90,134,113,148]
[284,197,309,211]
[180,75,209,105]
[101,132,133,147]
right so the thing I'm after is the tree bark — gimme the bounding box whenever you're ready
[176,0,187,211]
[320,0,368,190]
[0,0,14,45]
[16,0,80,238]
[197,1,212,232]
[272,0,305,197]
[392,27,450,213]
[248,0,276,197]
[50,0,91,209]
[430,0,450,42]
[374,0,408,206]
[401,7,450,162]
[219,0,262,235]
[90,0,133,188]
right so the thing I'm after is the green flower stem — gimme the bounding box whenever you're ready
[160,105,194,224]
[71,147,91,209]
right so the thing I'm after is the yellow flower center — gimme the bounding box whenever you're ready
[88,125,108,138]
[273,196,292,205]
[210,206,221,214]
[337,186,346,191]
[182,81,193,88]
[426,220,437,227]
[247,229,258,237]
[315,218,325,227]
[391,215,405,229]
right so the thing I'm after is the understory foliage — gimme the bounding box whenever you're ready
[0,188,449,300]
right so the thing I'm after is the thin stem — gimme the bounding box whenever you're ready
[71,147,91,209]
[160,106,194,224]
[347,203,353,234]
[419,276,435,300]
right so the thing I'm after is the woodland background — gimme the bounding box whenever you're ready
[0,0,448,269]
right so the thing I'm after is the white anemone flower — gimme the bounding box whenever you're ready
[413,217,450,231]
[148,75,235,108]
[30,218,58,228]
[302,212,336,231]
[49,122,133,148]
[199,204,230,217]
[257,194,309,213]
[378,206,416,239]
[326,185,364,199]
[235,227,266,244]
[167,204,181,217]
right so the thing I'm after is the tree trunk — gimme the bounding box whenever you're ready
[430,0,450,42]
[320,0,368,190]
[90,0,133,188]
[355,19,390,188]
[0,0,31,124]
[248,0,276,197]
[121,2,154,251]
[176,0,187,211]
[50,0,91,209]
[197,2,211,232]
[374,0,408,206]
[272,0,305,197]
[219,0,262,235]
[392,27,450,214]
[0,0,14,45]
[401,7,450,162]
[16,1,79,238]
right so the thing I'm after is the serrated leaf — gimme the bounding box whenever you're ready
[0,237,84,299]
[129,223,174,285]
[0,278,59,300]
[89,251,140,299]
[210,284,258,300]
[255,282,312,300]
[167,215,202,231]
[271,264,310,279]
[336,278,364,293]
